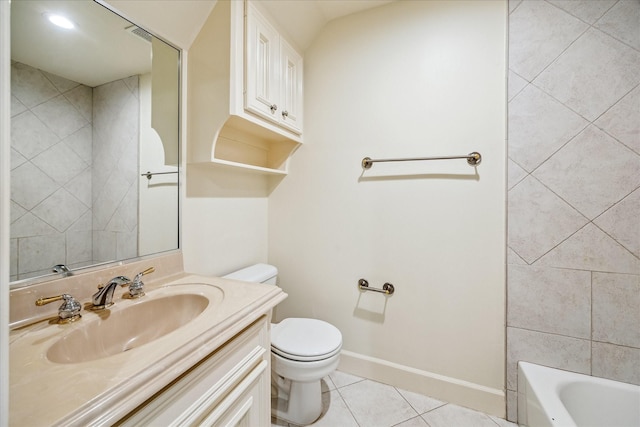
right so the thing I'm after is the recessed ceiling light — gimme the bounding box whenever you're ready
[44,13,75,30]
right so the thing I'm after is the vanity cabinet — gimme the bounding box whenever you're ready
[188,0,303,176]
[245,2,303,134]
[117,316,271,426]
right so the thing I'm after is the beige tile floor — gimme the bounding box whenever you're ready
[272,371,518,427]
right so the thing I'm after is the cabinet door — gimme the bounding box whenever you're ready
[245,3,280,123]
[279,38,303,134]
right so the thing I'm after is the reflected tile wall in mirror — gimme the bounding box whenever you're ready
[10,61,139,280]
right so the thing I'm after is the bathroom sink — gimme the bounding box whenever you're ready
[47,293,209,364]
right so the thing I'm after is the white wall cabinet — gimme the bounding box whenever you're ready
[116,317,271,427]
[188,0,303,176]
[245,3,303,135]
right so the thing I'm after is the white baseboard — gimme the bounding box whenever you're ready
[338,350,505,418]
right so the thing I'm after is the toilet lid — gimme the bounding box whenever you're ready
[271,318,342,362]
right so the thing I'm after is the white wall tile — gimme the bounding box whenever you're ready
[63,125,92,164]
[508,0,640,418]
[508,70,528,101]
[507,247,527,265]
[533,125,640,220]
[509,85,588,172]
[66,230,93,265]
[536,223,640,274]
[508,176,587,263]
[508,265,591,338]
[68,210,92,232]
[10,148,27,170]
[534,28,640,121]
[592,342,640,385]
[63,84,93,123]
[593,273,640,348]
[10,200,26,224]
[31,188,88,232]
[17,234,66,275]
[64,167,92,208]
[31,94,88,139]
[595,85,640,155]
[92,174,132,230]
[506,390,517,422]
[595,0,640,51]
[11,94,26,117]
[509,0,587,81]
[506,327,591,390]
[10,212,56,238]
[11,110,59,159]
[92,76,139,260]
[594,188,640,258]
[10,162,58,210]
[41,70,79,93]
[93,230,116,263]
[10,61,58,108]
[31,141,88,186]
[116,228,138,259]
[509,0,523,14]
[547,0,617,24]
[9,61,95,281]
[507,159,527,190]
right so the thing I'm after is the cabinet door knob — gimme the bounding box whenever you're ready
[282,110,289,118]
[270,104,278,112]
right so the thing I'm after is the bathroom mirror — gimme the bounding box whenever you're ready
[9,0,180,285]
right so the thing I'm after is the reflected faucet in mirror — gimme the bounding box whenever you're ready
[52,264,73,277]
[10,0,180,285]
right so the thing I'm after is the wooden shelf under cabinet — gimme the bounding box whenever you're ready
[210,115,299,175]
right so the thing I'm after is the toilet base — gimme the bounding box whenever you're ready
[271,374,323,426]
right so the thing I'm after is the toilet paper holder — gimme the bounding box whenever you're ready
[358,279,395,295]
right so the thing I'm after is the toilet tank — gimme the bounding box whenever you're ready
[223,263,278,285]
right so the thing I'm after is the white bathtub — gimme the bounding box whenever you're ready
[517,361,640,427]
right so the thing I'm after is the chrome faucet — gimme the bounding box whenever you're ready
[36,293,82,323]
[126,267,155,299]
[91,275,131,309]
[90,267,155,309]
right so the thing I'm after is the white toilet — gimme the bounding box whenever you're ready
[224,264,342,425]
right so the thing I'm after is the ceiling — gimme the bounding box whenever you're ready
[10,0,393,87]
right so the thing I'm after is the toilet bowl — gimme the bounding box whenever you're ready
[223,264,342,425]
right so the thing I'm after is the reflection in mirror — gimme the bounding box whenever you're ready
[10,0,180,285]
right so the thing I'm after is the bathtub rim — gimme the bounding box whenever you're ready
[517,361,576,427]
[517,361,640,427]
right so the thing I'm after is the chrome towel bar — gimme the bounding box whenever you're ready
[358,279,395,295]
[361,152,481,169]
[141,171,178,181]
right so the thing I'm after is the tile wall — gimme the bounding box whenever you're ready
[10,61,139,280]
[92,77,139,263]
[507,0,640,421]
[10,61,93,280]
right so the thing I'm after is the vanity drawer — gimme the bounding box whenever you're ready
[116,315,270,426]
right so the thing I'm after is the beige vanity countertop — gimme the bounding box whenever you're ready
[10,273,287,427]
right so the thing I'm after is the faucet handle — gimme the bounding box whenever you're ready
[35,294,82,324]
[127,267,155,299]
[135,267,155,280]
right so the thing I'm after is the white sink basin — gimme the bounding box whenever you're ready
[47,292,210,364]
